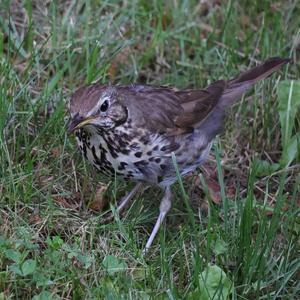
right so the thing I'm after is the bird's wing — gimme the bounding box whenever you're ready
[174,80,225,130]
[121,81,226,135]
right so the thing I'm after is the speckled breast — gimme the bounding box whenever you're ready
[74,127,175,184]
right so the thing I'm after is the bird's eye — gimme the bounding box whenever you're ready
[100,100,109,112]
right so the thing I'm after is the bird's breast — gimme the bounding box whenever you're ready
[75,127,173,183]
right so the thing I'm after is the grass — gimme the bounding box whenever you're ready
[0,0,299,299]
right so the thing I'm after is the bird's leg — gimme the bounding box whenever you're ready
[116,182,143,214]
[143,186,172,254]
[101,182,143,224]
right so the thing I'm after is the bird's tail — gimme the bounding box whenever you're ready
[198,57,290,139]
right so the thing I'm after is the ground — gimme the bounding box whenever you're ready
[0,0,299,299]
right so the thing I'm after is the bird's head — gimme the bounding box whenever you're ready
[68,85,128,134]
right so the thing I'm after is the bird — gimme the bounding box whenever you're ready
[68,57,289,253]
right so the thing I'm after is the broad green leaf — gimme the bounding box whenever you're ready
[46,236,64,250]
[4,250,22,263]
[32,291,52,300]
[138,291,151,300]
[32,291,60,300]
[100,278,120,298]
[277,80,300,166]
[102,255,127,275]
[213,238,228,256]
[21,259,36,276]
[34,273,54,287]
[256,159,280,176]
[77,253,93,269]
[9,264,23,276]
[198,265,233,300]
[280,135,299,167]
[131,267,147,281]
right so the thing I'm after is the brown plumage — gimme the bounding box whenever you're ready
[68,57,289,253]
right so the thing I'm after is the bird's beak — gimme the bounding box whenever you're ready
[67,115,97,134]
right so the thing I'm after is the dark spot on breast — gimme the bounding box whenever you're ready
[155,158,161,163]
[135,151,142,158]
[134,160,148,167]
[140,135,150,145]
[118,161,128,170]
[99,144,107,153]
[153,145,159,151]
[91,145,96,154]
[146,151,152,156]
[106,142,118,158]
[157,176,163,183]
[160,142,180,152]
[130,142,139,150]
[160,164,166,170]
[91,145,105,167]
[116,138,124,148]
[97,128,104,135]
[121,149,130,155]
[106,165,115,173]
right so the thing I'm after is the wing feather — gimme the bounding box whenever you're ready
[121,83,225,134]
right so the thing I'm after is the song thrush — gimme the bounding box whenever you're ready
[68,57,289,252]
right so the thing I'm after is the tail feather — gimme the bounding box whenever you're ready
[221,57,290,108]
[198,57,290,139]
[230,57,290,85]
